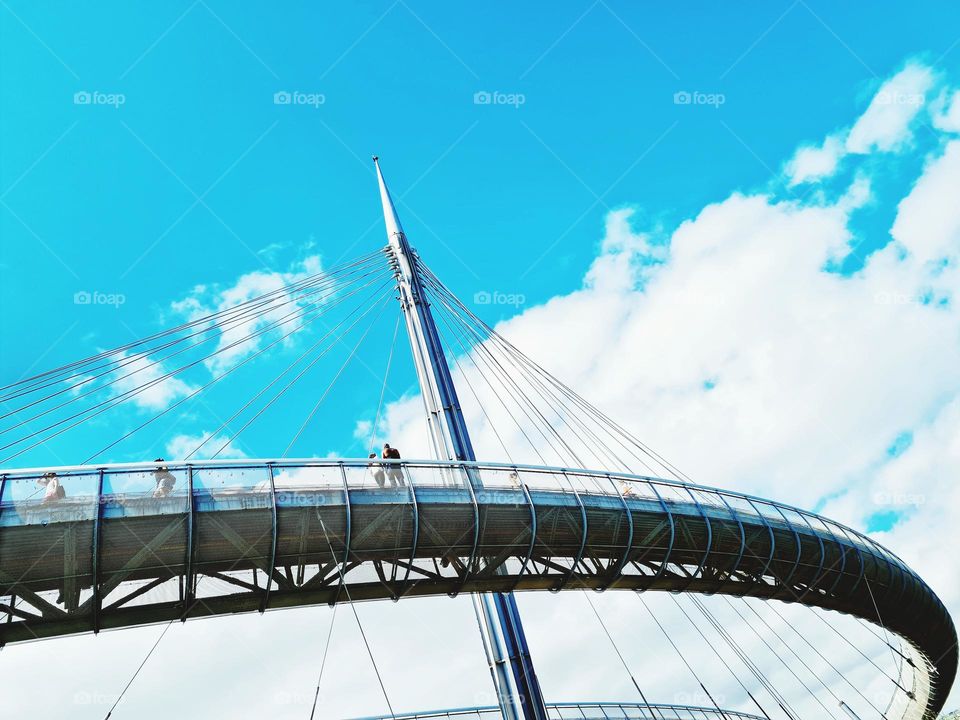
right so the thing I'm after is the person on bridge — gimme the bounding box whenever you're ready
[37,472,65,503]
[152,459,176,498]
[369,452,387,488]
[383,443,404,486]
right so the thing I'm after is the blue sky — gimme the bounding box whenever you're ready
[3,3,960,718]
[3,0,959,469]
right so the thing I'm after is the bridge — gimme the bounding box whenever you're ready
[0,158,954,720]
[1,457,954,717]
[349,701,767,719]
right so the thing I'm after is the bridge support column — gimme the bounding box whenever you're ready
[374,157,548,720]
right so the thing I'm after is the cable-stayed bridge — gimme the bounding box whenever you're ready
[0,159,954,720]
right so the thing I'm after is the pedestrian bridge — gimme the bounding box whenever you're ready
[0,459,954,715]
[351,701,765,719]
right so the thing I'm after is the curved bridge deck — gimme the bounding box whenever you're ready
[0,459,955,715]
[351,701,765,719]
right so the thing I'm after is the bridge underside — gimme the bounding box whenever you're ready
[0,461,954,718]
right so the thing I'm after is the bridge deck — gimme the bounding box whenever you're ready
[0,459,954,717]
[349,701,765,719]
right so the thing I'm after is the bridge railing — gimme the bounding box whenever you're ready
[348,701,765,719]
[0,457,913,580]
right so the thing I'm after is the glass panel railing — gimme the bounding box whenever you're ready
[102,467,189,518]
[272,464,344,508]
[98,468,189,612]
[405,462,464,489]
[0,471,99,527]
[0,471,100,619]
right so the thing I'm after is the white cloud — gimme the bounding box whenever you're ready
[172,255,325,375]
[846,62,935,153]
[786,133,845,185]
[373,60,960,711]
[933,88,960,132]
[82,350,197,412]
[165,430,247,459]
[890,138,960,270]
[787,62,939,189]
[353,419,372,441]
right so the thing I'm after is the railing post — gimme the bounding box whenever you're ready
[0,474,8,629]
[453,462,481,598]
[182,465,196,621]
[91,468,105,634]
[743,498,777,594]
[712,493,746,594]
[334,462,351,606]
[794,512,826,603]
[400,463,419,590]
[681,488,713,593]
[555,471,587,593]
[604,473,633,590]
[771,506,803,592]
[648,482,676,584]
[261,463,278,613]
[509,468,538,592]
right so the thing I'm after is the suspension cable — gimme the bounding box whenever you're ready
[0,273,388,461]
[688,596,803,720]
[367,315,401,456]
[0,257,385,427]
[669,595,773,719]
[721,596,843,719]
[309,604,339,720]
[188,283,393,459]
[581,592,667,720]
[102,619,176,719]
[214,289,392,459]
[0,249,385,400]
[636,594,732,720]
[5,277,391,465]
[316,515,396,718]
[763,601,893,715]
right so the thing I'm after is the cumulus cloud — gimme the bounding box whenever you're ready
[374,58,960,709]
[785,61,938,188]
[932,88,960,132]
[786,133,845,186]
[171,255,325,375]
[82,350,197,412]
[165,430,248,460]
[846,62,935,153]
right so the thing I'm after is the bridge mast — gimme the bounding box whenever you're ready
[374,157,548,720]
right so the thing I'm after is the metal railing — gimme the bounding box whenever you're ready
[0,456,922,580]
[348,701,765,719]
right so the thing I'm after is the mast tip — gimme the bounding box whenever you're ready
[372,155,379,163]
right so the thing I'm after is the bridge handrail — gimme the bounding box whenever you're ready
[347,700,765,719]
[0,457,917,579]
